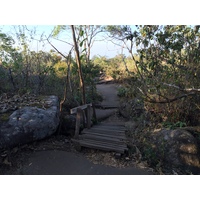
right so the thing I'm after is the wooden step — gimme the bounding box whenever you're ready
[80,134,126,144]
[93,124,126,131]
[89,126,125,131]
[72,139,128,153]
[81,130,126,140]
[79,138,127,149]
[70,102,128,154]
[83,127,126,134]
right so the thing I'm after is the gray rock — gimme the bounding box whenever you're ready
[150,129,200,172]
[0,95,60,149]
[119,99,145,119]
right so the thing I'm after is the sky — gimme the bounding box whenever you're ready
[0,0,198,59]
[0,25,131,58]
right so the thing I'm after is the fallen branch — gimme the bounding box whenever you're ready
[163,83,200,93]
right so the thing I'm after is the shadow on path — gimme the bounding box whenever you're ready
[22,150,152,175]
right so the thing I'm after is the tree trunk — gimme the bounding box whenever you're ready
[8,68,17,91]
[71,25,86,105]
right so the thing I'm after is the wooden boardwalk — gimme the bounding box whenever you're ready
[70,104,128,154]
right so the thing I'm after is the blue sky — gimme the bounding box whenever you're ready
[0,25,130,58]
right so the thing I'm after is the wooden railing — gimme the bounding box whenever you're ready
[70,103,97,139]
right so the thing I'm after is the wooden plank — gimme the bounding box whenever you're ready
[91,126,125,131]
[71,139,128,153]
[80,134,125,143]
[92,103,97,123]
[96,123,126,128]
[87,128,125,135]
[78,140,127,153]
[80,138,127,148]
[87,105,91,129]
[81,132,127,140]
[70,103,92,114]
[79,142,125,153]
[93,125,126,131]
[72,138,119,152]
[89,127,125,133]
[79,140,127,153]
[72,138,127,149]
[96,124,126,128]
[82,128,126,136]
[99,123,125,126]
[81,109,87,128]
[81,133,125,142]
[82,130,126,139]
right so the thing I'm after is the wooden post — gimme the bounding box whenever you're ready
[75,108,82,139]
[87,105,91,129]
[81,109,86,128]
[92,103,97,124]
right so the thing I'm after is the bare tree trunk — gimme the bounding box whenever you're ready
[71,25,86,105]
[8,68,17,91]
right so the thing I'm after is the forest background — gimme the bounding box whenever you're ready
[0,0,199,200]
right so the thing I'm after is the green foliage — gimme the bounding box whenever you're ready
[106,25,200,126]
[106,25,133,39]
[162,121,187,129]
[0,29,68,96]
[117,87,127,97]
[92,54,137,82]
[52,25,67,37]
[1,25,200,126]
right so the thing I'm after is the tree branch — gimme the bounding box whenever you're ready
[52,38,74,47]
[137,85,196,104]
[46,37,71,59]
[163,83,200,92]
[146,93,195,104]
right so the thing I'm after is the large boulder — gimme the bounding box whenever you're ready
[119,98,145,119]
[0,95,60,149]
[149,128,200,173]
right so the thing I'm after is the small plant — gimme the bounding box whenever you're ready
[162,121,187,129]
[117,87,127,97]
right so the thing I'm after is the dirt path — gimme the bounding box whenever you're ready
[96,83,120,107]
[95,83,123,122]
[20,150,151,175]
[0,82,154,175]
